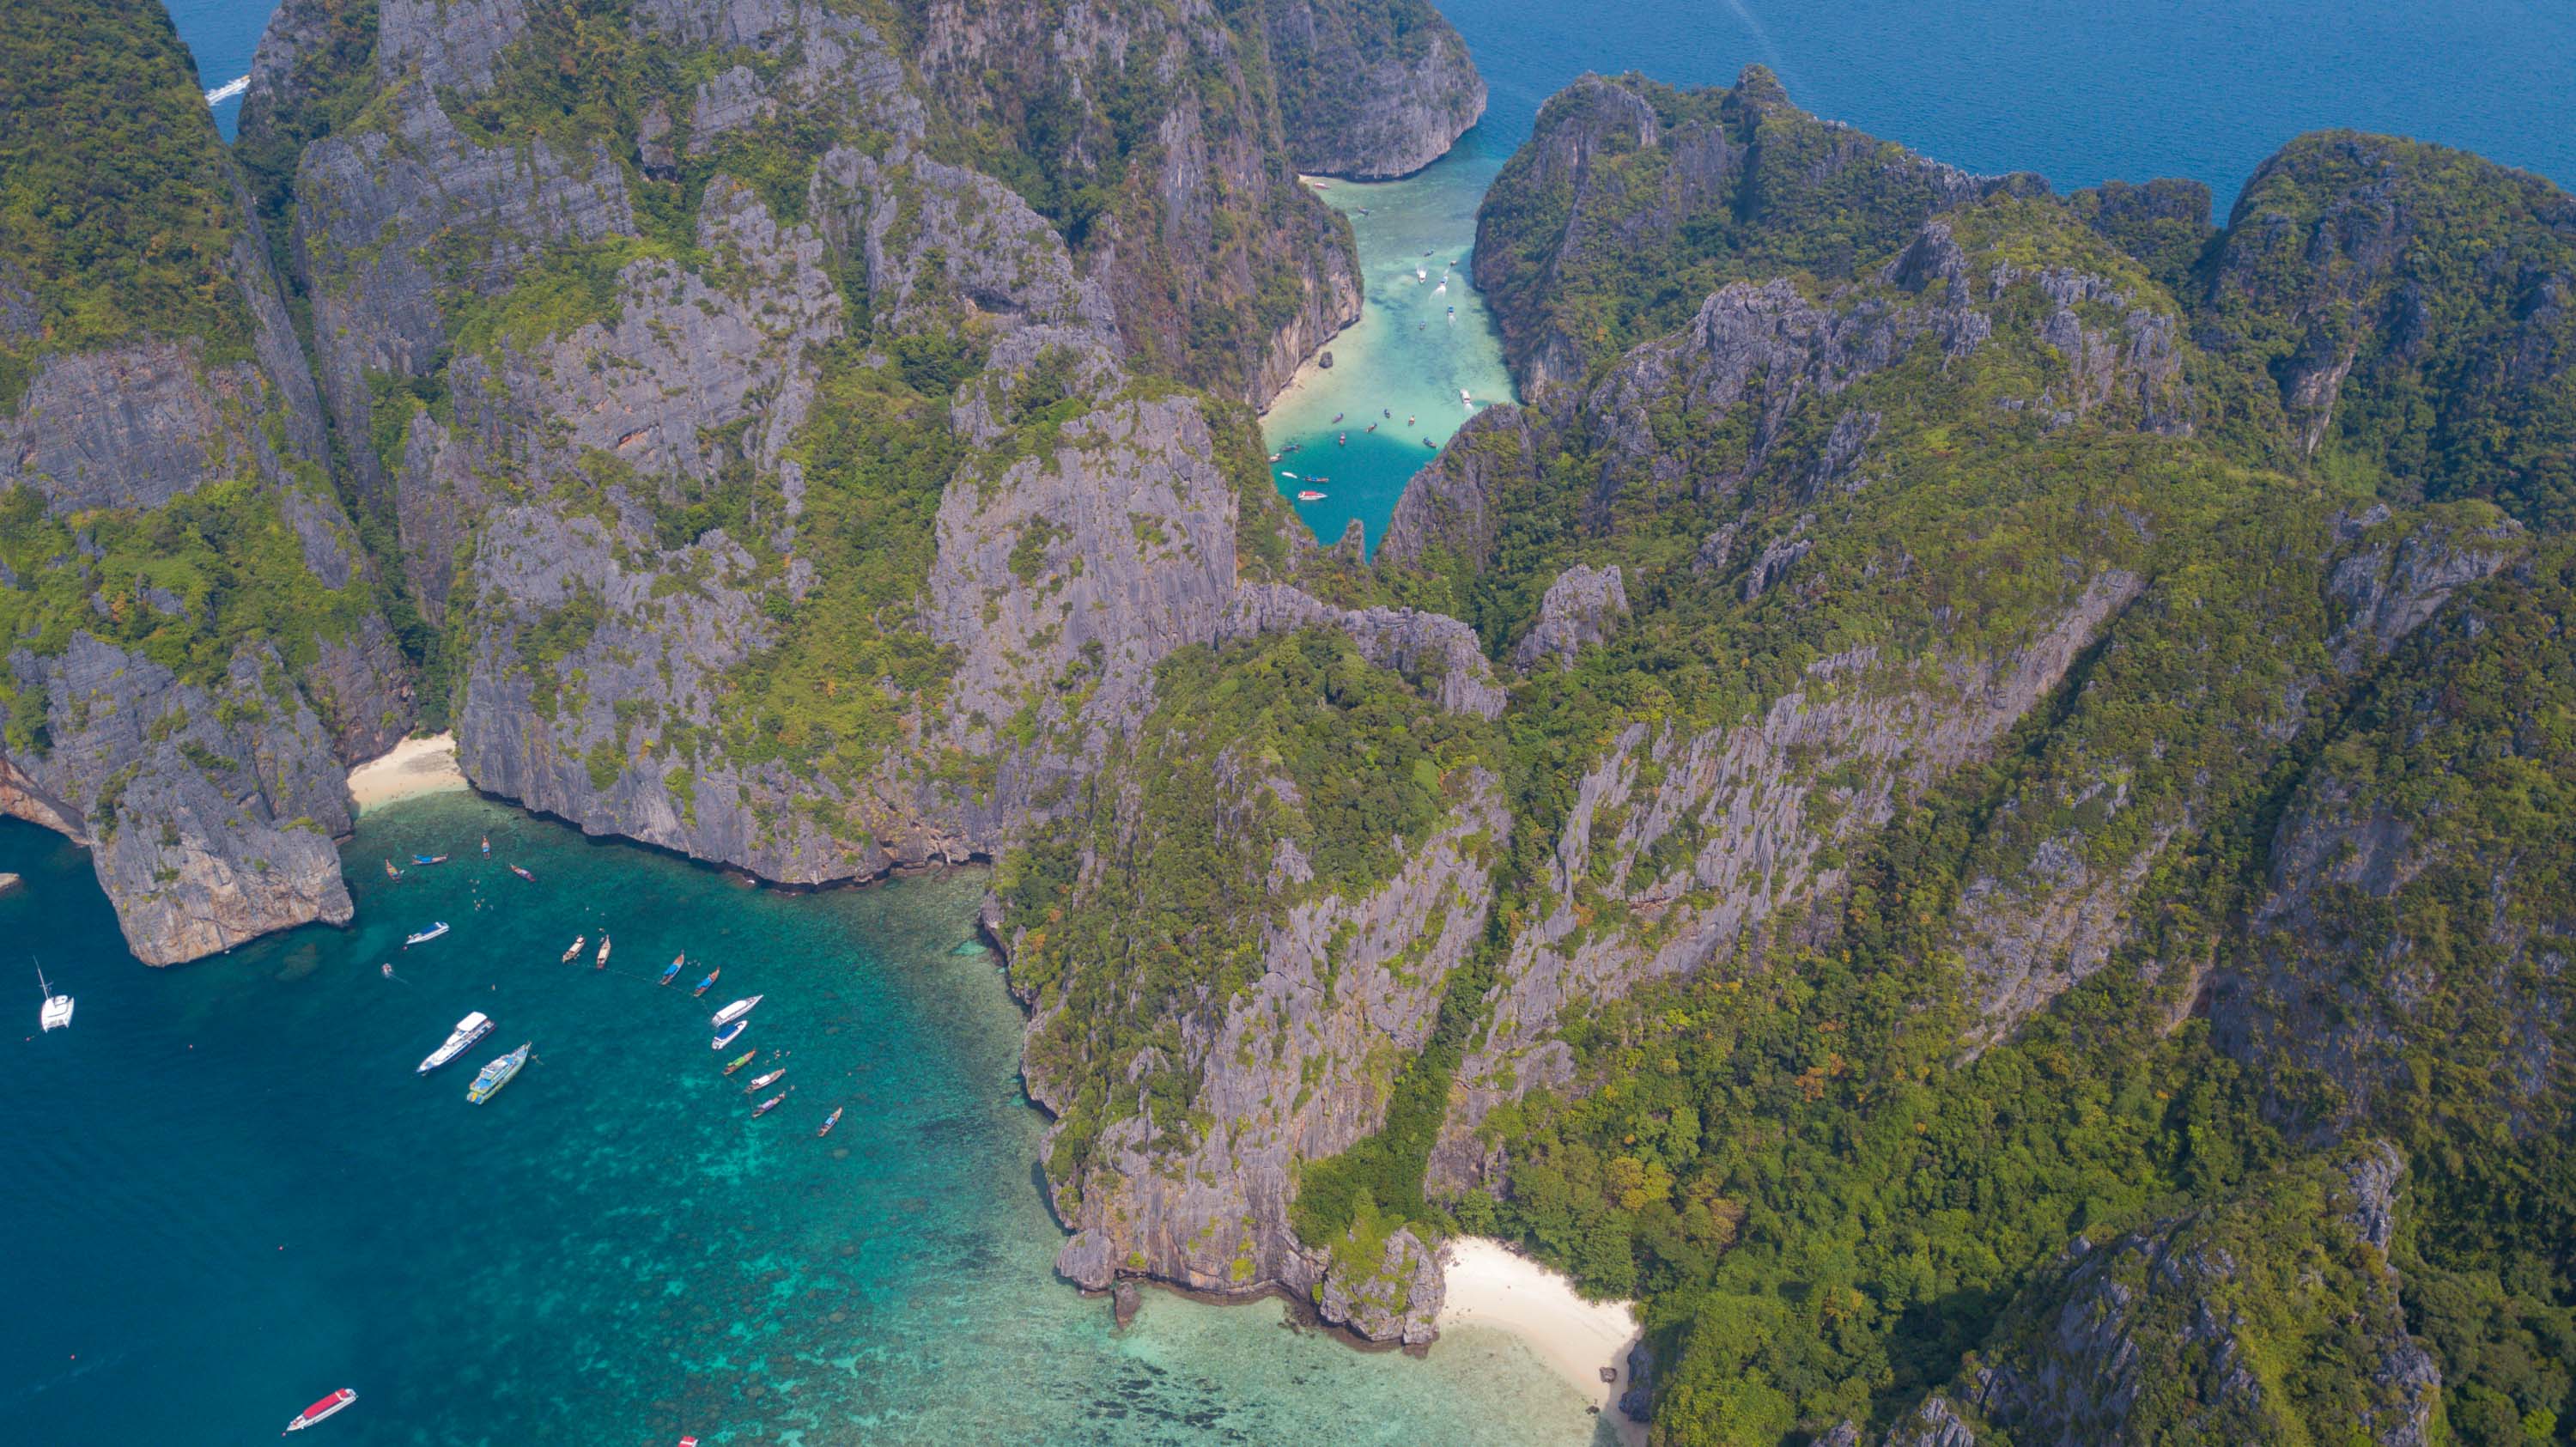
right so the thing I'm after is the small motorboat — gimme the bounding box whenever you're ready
[1268,453,1280,462]
[480,836,490,856]
[1422,437,1436,447]
[1435,280,1448,295]
[560,935,586,964]
[418,1012,494,1073]
[1338,432,1347,445]
[381,964,394,980]
[817,1107,843,1138]
[1280,471,1298,480]
[711,1019,748,1050]
[1406,415,1415,425]
[383,858,403,879]
[594,933,611,970]
[509,864,535,882]
[751,1090,791,1118]
[1382,409,1392,418]
[1364,422,1377,432]
[36,962,72,1033]
[467,1042,531,1103]
[1330,411,1345,423]
[1297,490,1327,502]
[722,1049,758,1075]
[285,1388,357,1432]
[411,853,447,866]
[404,922,450,946]
[693,968,721,998]
[710,994,765,1029]
[1415,265,1427,281]
[660,954,684,986]
[744,1068,786,1093]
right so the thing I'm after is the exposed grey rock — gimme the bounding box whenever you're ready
[1378,404,1536,571]
[1262,0,1486,179]
[1510,563,1626,671]
[1,635,354,965]
[1037,769,1510,1346]
[1221,584,1506,719]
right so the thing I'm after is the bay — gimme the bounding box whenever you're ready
[0,798,1611,1444]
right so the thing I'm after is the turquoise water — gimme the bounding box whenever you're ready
[1254,0,2576,550]
[0,797,1613,1444]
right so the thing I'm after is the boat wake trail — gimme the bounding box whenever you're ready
[204,75,248,106]
[1722,1,1795,93]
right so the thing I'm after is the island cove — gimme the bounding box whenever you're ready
[9,0,2576,1444]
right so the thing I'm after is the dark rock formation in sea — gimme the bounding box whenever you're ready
[1261,0,1486,179]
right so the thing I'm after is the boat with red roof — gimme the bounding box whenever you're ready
[283,1387,355,1432]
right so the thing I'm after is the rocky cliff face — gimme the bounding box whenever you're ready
[1473,67,2048,396]
[1261,0,1485,179]
[0,0,411,964]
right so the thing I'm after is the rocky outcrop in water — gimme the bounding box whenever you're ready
[1261,0,1486,179]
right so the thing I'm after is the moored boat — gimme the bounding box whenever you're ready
[417,1012,494,1073]
[284,1387,356,1432]
[722,1049,757,1075]
[36,962,72,1033]
[751,1090,790,1117]
[693,968,720,997]
[1297,489,1326,502]
[709,994,764,1029]
[411,853,447,866]
[594,933,611,970]
[404,921,449,946]
[744,1068,785,1093]
[817,1107,843,1138]
[467,1042,531,1103]
[711,1019,748,1050]
[659,954,683,986]
[383,858,403,879]
[509,864,535,882]
[560,935,585,964]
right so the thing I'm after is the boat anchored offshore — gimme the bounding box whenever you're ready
[722,1049,758,1075]
[817,1107,843,1138]
[509,864,535,882]
[383,859,403,879]
[1297,490,1327,502]
[693,968,721,997]
[284,1388,356,1432]
[560,935,585,964]
[660,954,684,986]
[594,933,611,970]
[411,853,447,866]
[751,1090,791,1118]
[711,1019,748,1050]
[417,1012,494,1073]
[467,1043,532,1103]
[36,962,72,1032]
[710,995,764,1030]
[404,922,449,946]
[744,1068,786,1093]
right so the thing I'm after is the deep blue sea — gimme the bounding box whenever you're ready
[38,4,2573,1442]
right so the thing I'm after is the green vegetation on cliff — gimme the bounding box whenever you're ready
[0,0,254,395]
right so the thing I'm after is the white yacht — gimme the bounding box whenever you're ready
[417,1012,495,1073]
[709,994,765,1029]
[36,963,72,1032]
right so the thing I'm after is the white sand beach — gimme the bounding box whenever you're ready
[347,733,468,812]
[1437,1236,1647,1445]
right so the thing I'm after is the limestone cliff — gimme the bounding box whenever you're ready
[1261,0,1486,179]
[0,0,410,964]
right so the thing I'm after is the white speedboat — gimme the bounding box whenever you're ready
[404,921,449,945]
[417,1012,494,1073]
[708,994,765,1029]
[36,962,71,1032]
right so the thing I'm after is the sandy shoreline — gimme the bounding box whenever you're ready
[1438,1236,1647,1445]
[347,733,469,812]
